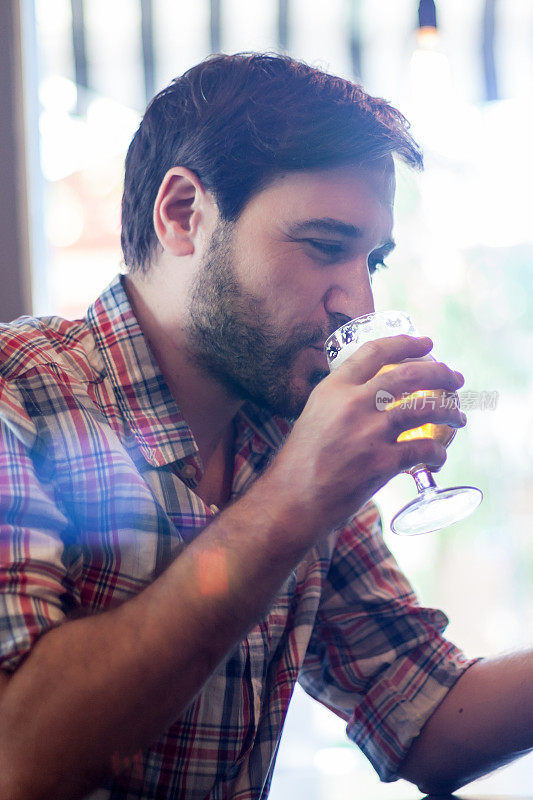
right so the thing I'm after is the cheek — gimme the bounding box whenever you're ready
[236,241,327,324]
[252,244,303,294]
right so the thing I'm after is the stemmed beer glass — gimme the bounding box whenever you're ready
[324,310,483,535]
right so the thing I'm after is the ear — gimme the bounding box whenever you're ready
[153,167,208,257]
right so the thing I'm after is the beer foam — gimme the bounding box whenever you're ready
[330,340,361,370]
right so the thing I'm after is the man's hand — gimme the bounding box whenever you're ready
[262,334,465,539]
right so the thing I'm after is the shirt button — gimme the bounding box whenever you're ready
[181,464,196,479]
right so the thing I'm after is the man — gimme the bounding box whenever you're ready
[0,53,529,800]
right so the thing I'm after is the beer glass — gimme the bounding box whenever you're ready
[324,310,483,535]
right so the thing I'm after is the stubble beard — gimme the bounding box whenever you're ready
[184,220,329,419]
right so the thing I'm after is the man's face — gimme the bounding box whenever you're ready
[185,160,396,418]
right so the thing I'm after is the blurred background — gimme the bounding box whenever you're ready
[2,1,532,797]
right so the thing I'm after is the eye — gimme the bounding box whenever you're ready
[305,239,346,259]
[368,257,390,276]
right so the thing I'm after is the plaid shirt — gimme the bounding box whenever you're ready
[0,275,474,799]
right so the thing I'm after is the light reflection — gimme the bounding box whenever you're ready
[312,747,359,776]
[45,183,84,248]
[39,75,77,113]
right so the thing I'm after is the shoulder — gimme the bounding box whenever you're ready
[0,314,102,385]
[0,314,105,451]
[349,499,383,536]
[327,499,386,567]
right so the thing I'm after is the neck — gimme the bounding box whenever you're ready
[124,273,243,468]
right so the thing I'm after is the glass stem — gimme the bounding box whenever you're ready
[411,467,438,494]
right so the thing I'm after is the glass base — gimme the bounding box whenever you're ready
[391,485,483,536]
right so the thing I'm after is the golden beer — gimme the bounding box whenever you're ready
[376,362,457,448]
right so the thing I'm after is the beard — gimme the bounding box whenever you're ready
[184,219,331,419]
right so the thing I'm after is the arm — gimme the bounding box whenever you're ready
[0,335,464,800]
[297,503,475,782]
[399,653,533,793]
[0,481,318,800]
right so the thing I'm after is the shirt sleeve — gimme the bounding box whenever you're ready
[0,385,81,673]
[298,501,478,782]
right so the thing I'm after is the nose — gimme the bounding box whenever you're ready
[323,261,375,323]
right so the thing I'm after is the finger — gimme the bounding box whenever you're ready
[396,439,448,472]
[335,335,433,384]
[384,402,467,441]
[373,360,464,397]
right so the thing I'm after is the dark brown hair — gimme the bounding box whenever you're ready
[121,53,422,272]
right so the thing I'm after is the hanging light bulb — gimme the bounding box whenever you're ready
[408,0,454,150]
[416,0,439,52]
[418,0,437,30]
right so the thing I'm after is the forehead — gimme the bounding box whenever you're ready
[244,160,396,229]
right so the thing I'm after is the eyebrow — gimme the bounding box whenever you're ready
[287,217,396,253]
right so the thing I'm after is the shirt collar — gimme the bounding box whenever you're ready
[86,274,291,468]
[238,401,291,453]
